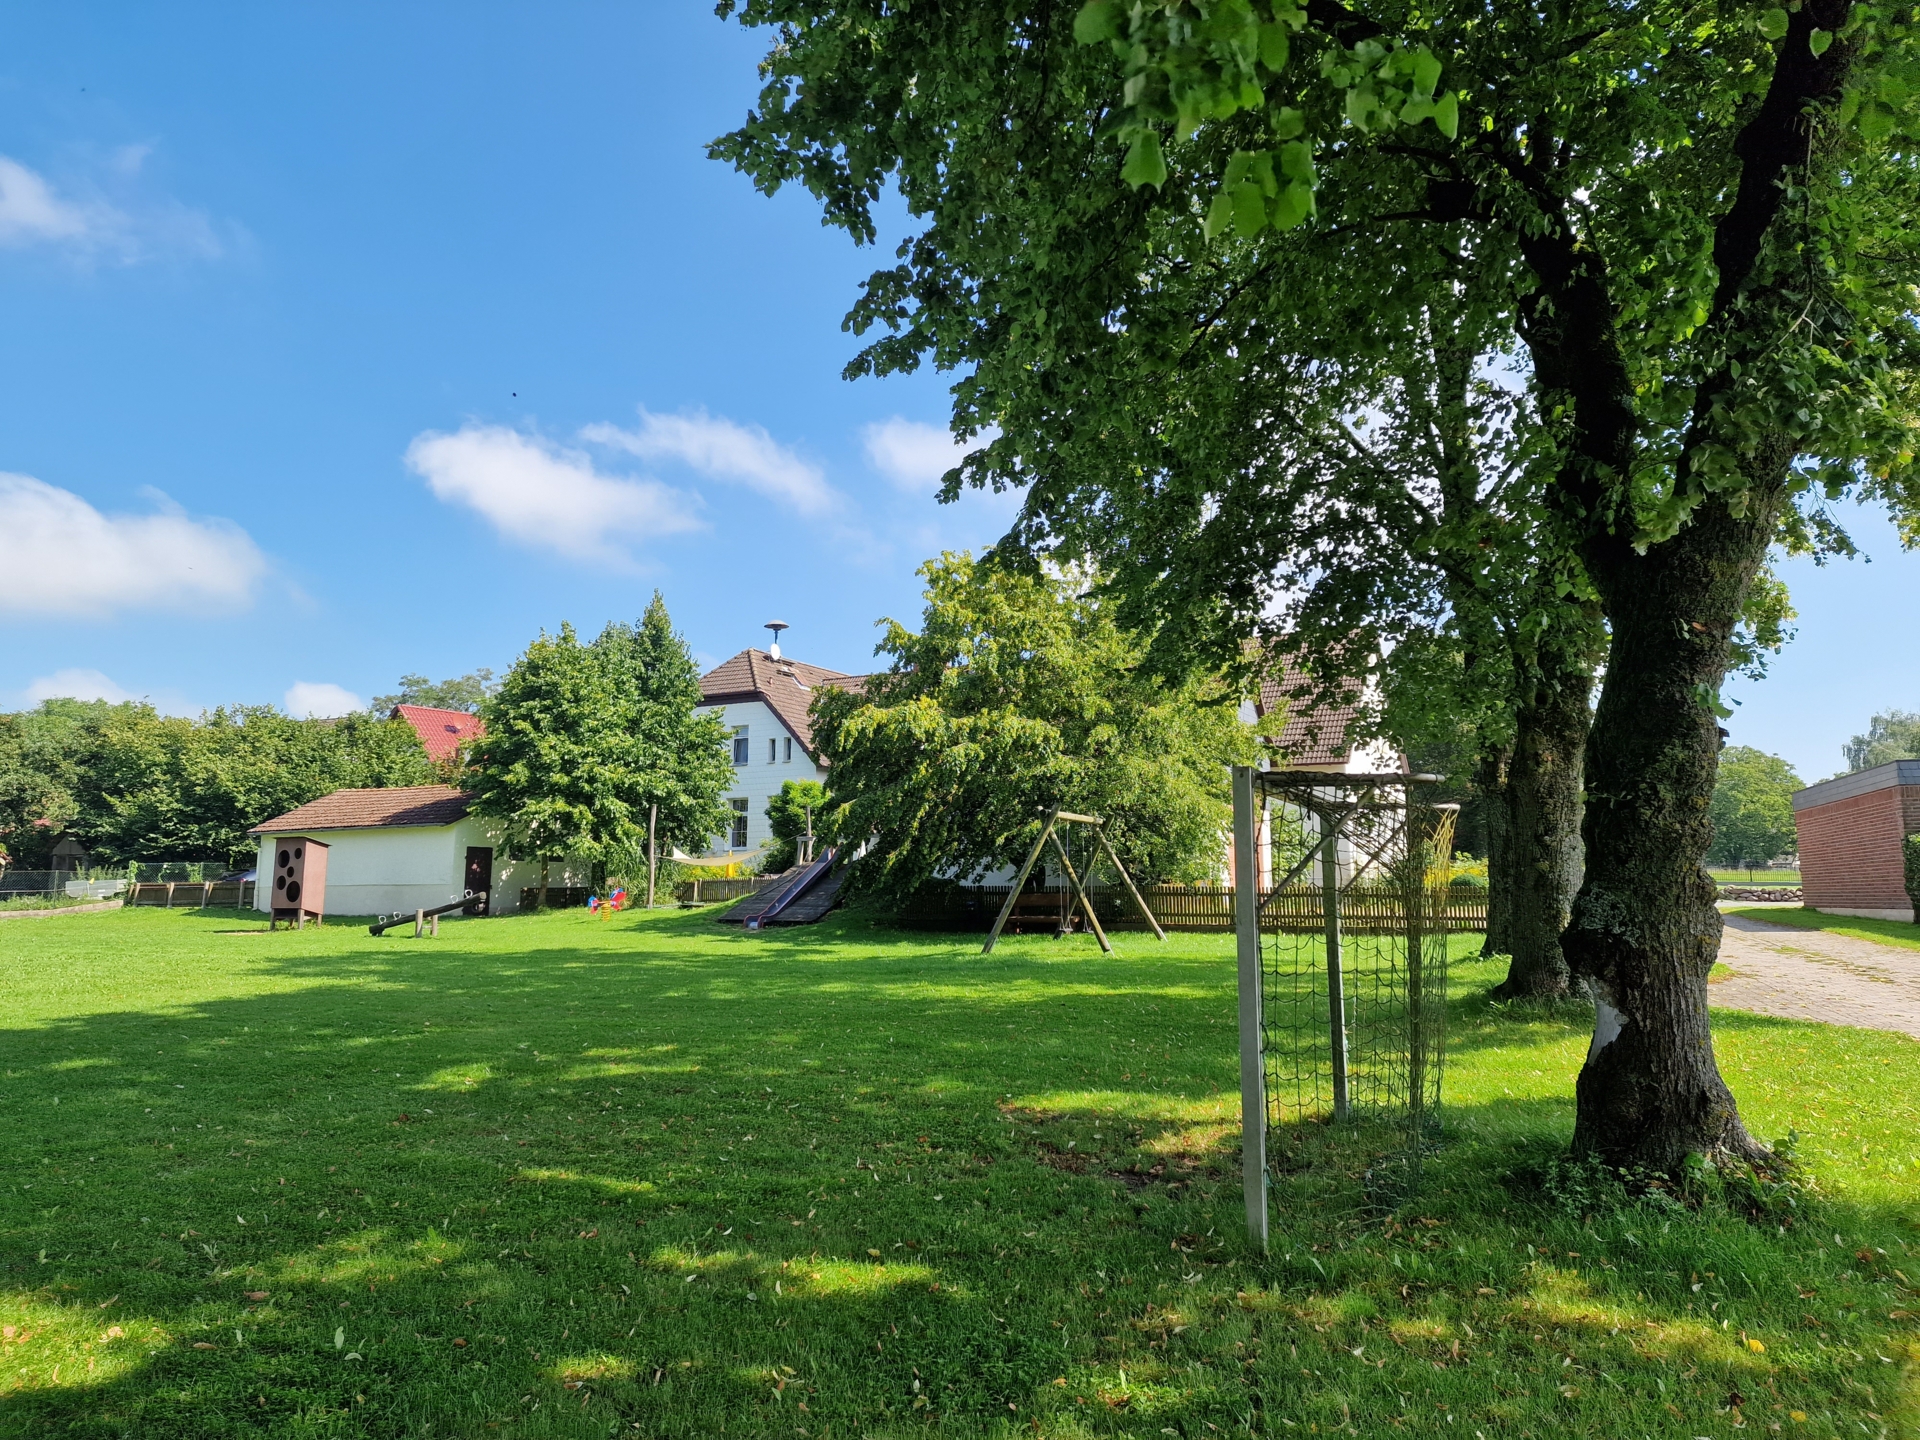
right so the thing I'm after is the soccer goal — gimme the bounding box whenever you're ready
[1232,765,1458,1250]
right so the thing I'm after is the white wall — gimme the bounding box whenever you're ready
[254,816,588,918]
[696,699,826,858]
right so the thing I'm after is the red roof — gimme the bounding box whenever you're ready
[1255,667,1370,769]
[249,785,475,835]
[393,704,485,764]
[698,649,865,762]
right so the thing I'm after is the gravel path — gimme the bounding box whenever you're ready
[1713,913,1920,1039]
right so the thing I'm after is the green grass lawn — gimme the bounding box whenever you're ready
[1725,906,1920,952]
[1711,870,1802,886]
[1,906,1915,1438]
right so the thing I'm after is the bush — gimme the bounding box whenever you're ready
[1904,834,1920,913]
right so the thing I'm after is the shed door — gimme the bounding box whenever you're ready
[465,847,494,915]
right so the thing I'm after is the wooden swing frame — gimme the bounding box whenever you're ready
[981,808,1167,954]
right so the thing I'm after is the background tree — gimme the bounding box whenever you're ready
[591,592,733,861]
[82,707,434,866]
[812,554,1257,909]
[716,0,1919,1172]
[763,779,834,872]
[371,670,497,714]
[0,699,434,867]
[467,624,641,908]
[1843,710,1920,773]
[1706,747,1803,871]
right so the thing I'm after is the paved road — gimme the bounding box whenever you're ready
[1713,913,1920,1038]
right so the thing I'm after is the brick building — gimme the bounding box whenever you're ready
[1791,759,1920,921]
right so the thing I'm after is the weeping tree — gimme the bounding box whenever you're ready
[715,0,1920,1171]
[811,553,1257,909]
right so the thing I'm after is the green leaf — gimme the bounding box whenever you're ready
[1270,180,1314,230]
[1433,91,1460,140]
[1808,27,1832,54]
[1259,22,1290,71]
[1399,97,1435,125]
[1072,0,1119,44]
[1270,105,1305,140]
[1758,7,1789,40]
[1345,84,1375,130]
[1203,190,1235,241]
[1232,182,1269,237]
[1412,48,1443,102]
[1278,140,1315,187]
[1121,130,1168,189]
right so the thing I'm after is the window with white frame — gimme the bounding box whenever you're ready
[768,736,778,764]
[729,798,749,848]
[783,736,793,763]
[731,726,749,765]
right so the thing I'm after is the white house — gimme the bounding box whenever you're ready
[696,642,865,861]
[248,785,587,918]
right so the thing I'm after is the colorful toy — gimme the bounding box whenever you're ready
[588,887,627,919]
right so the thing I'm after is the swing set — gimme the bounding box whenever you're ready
[981,807,1166,954]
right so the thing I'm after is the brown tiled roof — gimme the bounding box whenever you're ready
[1255,669,1365,769]
[699,649,866,762]
[392,704,485,764]
[248,785,475,835]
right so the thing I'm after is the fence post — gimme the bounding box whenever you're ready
[1322,814,1350,1123]
[1232,766,1267,1252]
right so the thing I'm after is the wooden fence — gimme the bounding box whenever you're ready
[674,875,779,905]
[898,883,1488,934]
[127,881,255,909]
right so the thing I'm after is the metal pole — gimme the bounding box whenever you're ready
[1322,807,1350,1122]
[1232,766,1268,1251]
[647,803,658,909]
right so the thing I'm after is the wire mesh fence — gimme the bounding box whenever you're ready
[1236,767,1459,1244]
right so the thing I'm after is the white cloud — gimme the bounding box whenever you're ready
[583,407,837,517]
[863,417,1001,494]
[0,472,266,618]
[406,424,702,563]
[0,152,226,262]
[0,156,94,246]
[285,681,363,719]
[25,668,136,704]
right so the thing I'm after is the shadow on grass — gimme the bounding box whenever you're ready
[0,906,1914,1437]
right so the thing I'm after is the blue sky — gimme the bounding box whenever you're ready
[0,5,1015,720]
[0,6,1911,784]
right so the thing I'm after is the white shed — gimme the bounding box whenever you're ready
[248,786,586,918]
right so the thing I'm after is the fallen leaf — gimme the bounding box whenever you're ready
[193,1342,217,1350]
[103,1326,124,1340]
[245,1291,269,1302]
[868,1249,882,1258]
[453,1338,467,1348]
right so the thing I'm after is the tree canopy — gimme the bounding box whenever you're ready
[1843,709,1920,771]
[1707,746,1804,868]
[763,778,834,873]
[466,600,733,900]
[716,0,1920,1170]
[0,699,435,868]
[371,670,498,715]
[812,553,1257,908]
[591,593,734,859]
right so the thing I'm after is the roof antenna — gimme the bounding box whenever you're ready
[765,620,789,661]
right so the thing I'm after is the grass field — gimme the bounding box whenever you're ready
[1,905,1915,1438]
[1724,906,1920,952]
[1711,870,1802,886]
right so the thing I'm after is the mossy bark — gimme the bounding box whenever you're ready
[1490,657,1592,1001]
[1564,490,1782,1169]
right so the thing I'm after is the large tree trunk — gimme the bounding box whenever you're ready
[1562,495,1780,1170]
[1490,652,1593,1001]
